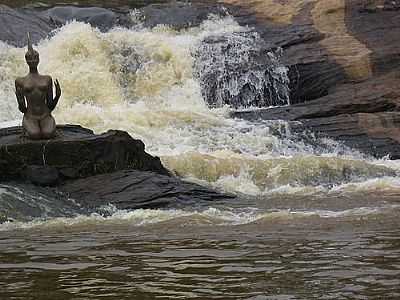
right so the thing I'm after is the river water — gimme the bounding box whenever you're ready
[0,4,400,299]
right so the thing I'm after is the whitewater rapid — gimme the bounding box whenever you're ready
[0,14,400,230]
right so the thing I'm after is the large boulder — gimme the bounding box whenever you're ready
[0,125,169,184]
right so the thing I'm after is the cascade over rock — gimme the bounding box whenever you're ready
[223,0,400,159]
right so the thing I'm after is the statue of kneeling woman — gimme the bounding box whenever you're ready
[15,33,61,140]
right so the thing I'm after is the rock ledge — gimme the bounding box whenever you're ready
[0,125,169,185]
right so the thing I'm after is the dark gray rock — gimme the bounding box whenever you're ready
[0,125,169,183]
[61,169,235,210]
[0,124,234,219]
[0,2,227,45]
[232,72,400,159]
[0,5,55,46]
[0,5,134,47]
[23,165,60,186]
[0,182,87,222]
[232,72,400,122]
[0,168,235,223]
[137,2,228,29]
[43,6,134,32]
[292,112,400,160]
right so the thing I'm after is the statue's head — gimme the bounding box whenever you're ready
[25,33,39,68]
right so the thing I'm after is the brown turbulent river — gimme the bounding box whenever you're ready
[0,1,400,299]
[1,206,400,299]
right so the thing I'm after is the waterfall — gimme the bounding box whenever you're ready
[193,25,290,108]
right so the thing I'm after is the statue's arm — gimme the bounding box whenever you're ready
[47,77,61,111]
[15,79,27,113]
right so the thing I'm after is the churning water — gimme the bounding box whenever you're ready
[0,12,400,299]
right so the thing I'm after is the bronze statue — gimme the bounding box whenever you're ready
[15,33,61,140]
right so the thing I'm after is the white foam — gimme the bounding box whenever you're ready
[0,119,20,128]
[2,204,399,232]
[330,176,400,194]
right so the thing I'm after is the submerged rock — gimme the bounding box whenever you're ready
[0,125,169,184]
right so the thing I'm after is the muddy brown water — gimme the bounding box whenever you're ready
[0,191,399,299]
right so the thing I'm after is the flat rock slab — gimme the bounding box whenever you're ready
[61,169,235,210]
[0,125,169,184]
[296,112,400,160]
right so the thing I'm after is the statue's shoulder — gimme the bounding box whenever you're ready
[15,76,25,86]
[42,75,52,83]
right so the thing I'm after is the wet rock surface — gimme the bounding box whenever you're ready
[0,5,134,46]
[43,6,134,31]
[0,5,54,47]
[0,2,226,47]
[295,112,400,160]
[233,72,400,159]
[61,169,235,210]
[136,2,227,29]
[193,33,290,108]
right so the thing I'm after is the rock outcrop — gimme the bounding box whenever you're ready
[0,125,169,184]
[0,2,227,47]
[222,0,400,159]
[0,125,234,212]
[0,5,134,46]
